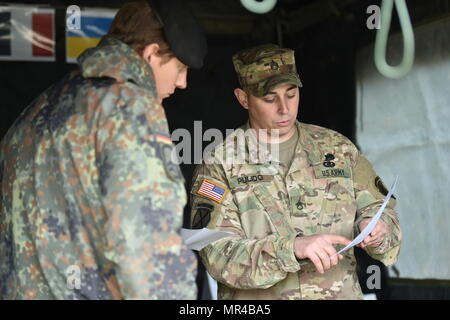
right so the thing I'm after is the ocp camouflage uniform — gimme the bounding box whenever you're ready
[0,36,197,299]
[190,120,401,300]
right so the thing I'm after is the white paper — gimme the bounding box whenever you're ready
[331,175,399,258]
[181,228,233,251]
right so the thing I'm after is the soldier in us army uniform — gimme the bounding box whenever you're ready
[190,44,401,300]
[0,0,206,299]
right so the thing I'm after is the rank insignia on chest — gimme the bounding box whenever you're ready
[196,179,228,204]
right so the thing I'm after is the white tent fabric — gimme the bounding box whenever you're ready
[356,17,450,280]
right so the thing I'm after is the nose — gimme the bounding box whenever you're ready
[176,69,188,89]
[278,98,289,115]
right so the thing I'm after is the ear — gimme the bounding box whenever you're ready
[234,88,249,110]
[142,43,160,64]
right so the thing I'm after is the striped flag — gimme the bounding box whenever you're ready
[155,134,173,145]
[0,6,55,61]
[66,9,117,63]
[197,179,228,203]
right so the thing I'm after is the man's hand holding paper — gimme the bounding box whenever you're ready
[358,219,388,248]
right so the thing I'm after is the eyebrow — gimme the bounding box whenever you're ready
[266,85,297,95]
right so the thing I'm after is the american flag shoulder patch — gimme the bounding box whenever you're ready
[196,179,228,204]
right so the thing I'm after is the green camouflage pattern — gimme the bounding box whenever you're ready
[190,121,401,300]
[232,44,303,97]
[0,36,197,299]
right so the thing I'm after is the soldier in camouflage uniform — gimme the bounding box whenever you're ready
[0,0,206,299]
[190,44,401,299]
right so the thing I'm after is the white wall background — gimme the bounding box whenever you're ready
[356,17,450,280]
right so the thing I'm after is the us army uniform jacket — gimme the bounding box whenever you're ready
[0,37,197,299]
[190,121,401,300]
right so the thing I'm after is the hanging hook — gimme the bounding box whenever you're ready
[240,0,277,14]
[374,0,415,79]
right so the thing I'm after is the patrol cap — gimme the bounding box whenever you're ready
[232,44,303,97]
[147,0,207,69]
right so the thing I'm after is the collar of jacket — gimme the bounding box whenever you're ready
[239,120,323,167]
[77,36,156,94]
[295,121,325,167]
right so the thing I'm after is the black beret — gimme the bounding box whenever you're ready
[147,0,207,69]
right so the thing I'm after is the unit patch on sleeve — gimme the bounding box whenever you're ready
[192,202,214,229]
[375,176,396,199]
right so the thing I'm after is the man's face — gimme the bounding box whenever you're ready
[149,55,188,103]
[247,84,299,140]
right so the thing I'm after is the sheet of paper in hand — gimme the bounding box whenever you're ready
[181,228,234,251]
[330,175,399,258]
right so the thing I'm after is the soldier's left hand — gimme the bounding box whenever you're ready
[358,219,387,248]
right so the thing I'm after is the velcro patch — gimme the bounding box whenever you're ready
[314,168,351,179]
[196,179,228,204]
[236,174,273,185]
[375,176,396,199]
[154,136,183,182]
[192,203,214,229]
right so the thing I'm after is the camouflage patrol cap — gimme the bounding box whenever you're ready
[232,44,303,97]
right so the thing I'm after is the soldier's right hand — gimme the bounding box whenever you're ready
[294,234,351,274]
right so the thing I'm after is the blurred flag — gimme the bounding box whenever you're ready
[66,9,117,63]
[0,6,55,61]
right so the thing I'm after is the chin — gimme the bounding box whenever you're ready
[161,93,172,100]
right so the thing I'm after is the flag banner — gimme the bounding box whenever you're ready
[66,9,117,63]
[197,179,228,204]
[0,6,55,61]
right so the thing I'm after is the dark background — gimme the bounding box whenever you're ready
[1,0,450,299]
